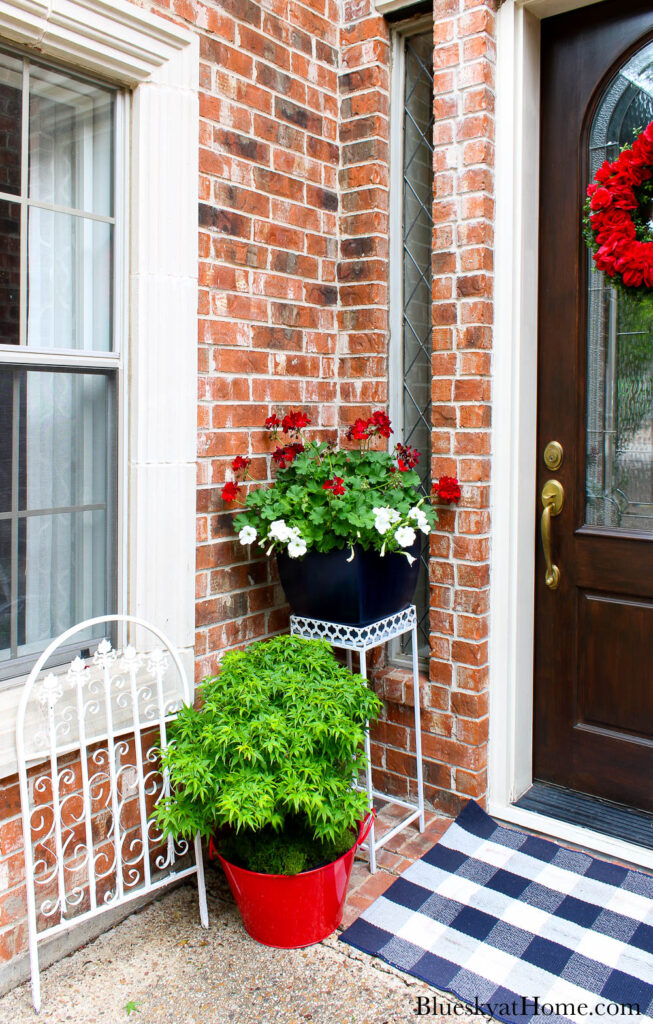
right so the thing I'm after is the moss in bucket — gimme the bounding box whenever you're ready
[218,817,355,876]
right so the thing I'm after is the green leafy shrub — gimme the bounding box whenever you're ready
[153,635,382,872]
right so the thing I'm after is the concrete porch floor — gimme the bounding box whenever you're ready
[0,806,474,1024]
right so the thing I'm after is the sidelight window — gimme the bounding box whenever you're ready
[390,23,434,658]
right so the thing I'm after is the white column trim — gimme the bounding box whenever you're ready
[489,0,541,811]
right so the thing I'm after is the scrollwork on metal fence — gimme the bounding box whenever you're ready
[17,614,209,1013]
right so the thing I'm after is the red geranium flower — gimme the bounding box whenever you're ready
[347,418,370,442]
[272,443,304,469]
[264,413,281,431]
[231,455,251,472]
[323,476,345,496]
[282,410,311,434]
[395,443,420,470]
[434,476,461,504]
[221,481,240,502]
[272,447,288,468]
[284,442,305,463]
[368,410,393,439]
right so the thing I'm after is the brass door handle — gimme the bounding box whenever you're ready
[540,480,564,590]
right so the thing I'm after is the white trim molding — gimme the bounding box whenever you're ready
[489,0,653,872]
[0,0,193,84]
[489,0,541,818]
[0,0,199,777]
[375,0,423,15]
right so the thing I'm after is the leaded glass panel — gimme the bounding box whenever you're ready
[586,43,653,534]
[400,29,434,654]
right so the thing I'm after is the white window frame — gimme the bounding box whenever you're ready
[0,0,199,778]
[0,50,127,683]
[388,16,433,667]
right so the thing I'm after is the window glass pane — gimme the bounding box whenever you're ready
[27,208,113,351]
[586,42,653,534]
[0,520,10,662]
[23,509,107,658]
[23,371,108,509]
[0,368,114,667]
[29,65,114,217]
[403,31,434,478]
[0,371,13,513]
[0,52,22,197]
[0,198,20,345]
[401,29,434,656]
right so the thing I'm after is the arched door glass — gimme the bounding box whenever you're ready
[586,42,653,533]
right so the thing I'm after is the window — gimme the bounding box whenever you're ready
[390,23,434,660]
[0,51,123,680]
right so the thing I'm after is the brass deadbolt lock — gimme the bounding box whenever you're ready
[543,441,564,472]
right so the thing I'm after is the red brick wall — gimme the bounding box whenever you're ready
[339,0,496,817]
[146,0,495,819]
[152,0,496,813]
[425,0,495,814]
[178,0,343,679]
[0,0,499,973]
[338,2,391,432]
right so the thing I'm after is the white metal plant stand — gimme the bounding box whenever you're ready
[16,615,209,1013]
[290,605,424,873]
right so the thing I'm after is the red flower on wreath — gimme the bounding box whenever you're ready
[584,120,653,293]
[433,476,461,504]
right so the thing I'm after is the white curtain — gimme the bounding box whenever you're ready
[24,72,112,653]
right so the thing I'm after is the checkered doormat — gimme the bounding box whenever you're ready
[340,801,653,1023]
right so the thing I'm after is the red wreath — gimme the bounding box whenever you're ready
[584,120,653,294]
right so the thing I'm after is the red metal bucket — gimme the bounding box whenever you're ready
[209,813,375,948]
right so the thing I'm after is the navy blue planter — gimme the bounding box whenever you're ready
[276,542,421,626]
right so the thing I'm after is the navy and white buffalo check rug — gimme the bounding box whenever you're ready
[340,801,653,1023]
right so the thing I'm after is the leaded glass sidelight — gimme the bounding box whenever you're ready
[586,43,653,534]
[392,27,434,657]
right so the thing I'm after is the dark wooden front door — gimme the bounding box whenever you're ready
[534,0,653,813]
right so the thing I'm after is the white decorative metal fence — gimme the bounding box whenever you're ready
[16,615,209,1012]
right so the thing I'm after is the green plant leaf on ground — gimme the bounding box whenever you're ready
[125,1000,141,1016]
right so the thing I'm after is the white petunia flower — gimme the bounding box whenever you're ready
[287,538,307,558]
[394,525,416,548]
[238,526,258,545]
[372,506,401,534]
[269,519,295,543]
[408,507,431,535]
